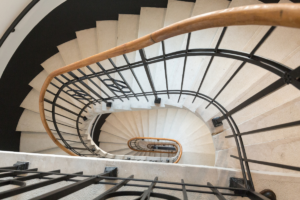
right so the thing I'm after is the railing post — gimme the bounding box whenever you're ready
[139,49,160,104]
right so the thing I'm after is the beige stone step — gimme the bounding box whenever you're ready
[100,143,129,153]
[98,131,128,144]
[215,136,300,175]
[178,152,215,166]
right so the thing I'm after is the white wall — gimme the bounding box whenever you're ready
[0,0,66,79]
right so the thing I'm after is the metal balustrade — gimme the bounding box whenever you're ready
[38,4,300,199]
[0,162,273,199]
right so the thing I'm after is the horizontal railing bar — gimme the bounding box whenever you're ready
[25,176,240,196]
[0,170,60,187]
[54,77,92,104]
[56,138,87,144]
[31,171,109,200]
[46,89,85,112]
[85,65,119,102]
[123,54,149,101]
[226,120,300,138]
[50,129,78,137]
[0,169,247,191]
[60,74,97,104]
[46,119,80,130]
[66,147,88,150]
[44,109,81,124]
[71,48,289,86]
[96,62,128,101]
[77,68,110,101]
[231,155,300,171]
[0,172,83,199]
[68,71,103,102]
[108,58,139,101]
[84,66,113,100]
[44,98,85,119]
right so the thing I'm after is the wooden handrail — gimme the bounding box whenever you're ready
[127,137,183,163]
[39,3,300,156]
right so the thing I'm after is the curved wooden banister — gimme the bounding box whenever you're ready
[39,3,300,156]
[127,137,183,163]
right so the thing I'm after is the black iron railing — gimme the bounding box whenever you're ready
[42,23,300,198]
[37,3,300,198]
[0,162,274,199]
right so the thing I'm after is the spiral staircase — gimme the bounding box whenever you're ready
[6,0,300,199]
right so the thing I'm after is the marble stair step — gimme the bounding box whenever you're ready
[112,112,137,138]
[20,89,83,126]
[16,109,81,134]
[104,114,133,139]
[155,109,168,138]
[100,143,129,153]
[148,109,157,138]
[20,132,60,153]
[167,109,189,139]
[37,147,69,155]
[124,111,140,137]
[99,131,128,144]
[132,110,144,137]
[178,152,215,166]
[162,108,178,138]
[215,136,300,175]
[183,143,215,154]
[140,110,149,137]
[181,125,211,146]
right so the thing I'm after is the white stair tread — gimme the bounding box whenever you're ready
[99,131,128,143]
[100,143,129,152]
[20,132,58,153]
[100,121,130,140]
[148,110,157,138]
[178,152,215,166]
[155,109,168,138]
[162,108,178,138]
[17,109,80,134]
[37,147,69,155]
[132,111,144,137]
[124,111,140,137]
[111,112,136,138]
[183,143,215,154]
[21,89,81,126]
[105,114,133,138]
[215,136,300,174]
[168,109,189,139]
[214,96,300,151]
[140,110,149,137]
